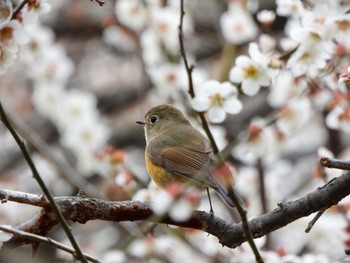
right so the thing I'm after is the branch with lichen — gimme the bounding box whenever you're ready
[2,169,350,250]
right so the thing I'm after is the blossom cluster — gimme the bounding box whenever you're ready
[0,0,111,175]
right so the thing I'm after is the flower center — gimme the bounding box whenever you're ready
[0,27,13,44]
[209,93,224,106]
[244,65,258,78]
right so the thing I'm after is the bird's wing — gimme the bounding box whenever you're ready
[147,129,218,189]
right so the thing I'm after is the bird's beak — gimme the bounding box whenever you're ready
[136,120,145,125]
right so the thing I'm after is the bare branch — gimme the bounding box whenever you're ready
[0,226,101,263]
[11,0,30,20]
[320,157,350,170]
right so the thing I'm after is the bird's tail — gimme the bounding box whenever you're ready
[214,185,236,208]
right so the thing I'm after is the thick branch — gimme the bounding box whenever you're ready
[2,171,350,249]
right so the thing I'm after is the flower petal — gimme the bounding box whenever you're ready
[241,79,261,96]
[219,82,237,97]
[191,97,210,112]
[223,97,243,114]
[208,106,226,123]
[229,67,244,83]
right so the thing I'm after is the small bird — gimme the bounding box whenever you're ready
[136,104,235,209]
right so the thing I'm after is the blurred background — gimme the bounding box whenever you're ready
[1,0,350,262]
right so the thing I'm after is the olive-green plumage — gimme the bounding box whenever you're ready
[138,104,234,208]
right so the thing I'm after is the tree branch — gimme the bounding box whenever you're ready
[2,171,350,249]
[320,157,350,170]
[0,226,101,263]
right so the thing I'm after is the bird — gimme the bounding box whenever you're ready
[136,104,235,210]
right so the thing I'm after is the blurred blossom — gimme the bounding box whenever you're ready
[257,10,276,26]
[27,45,75,84]
[148,63,182,98]
[55,89,98,130]
[22,0,51,24]
[151,6,192,54]
[128,237,154,258]
[326,105,350,132]
[21,23,55,56]
[258,34,276,54]
[191,80,242,123]
[115,0,147,32]
[286,30,332,77]
[0,45,17,74]
[0,20,29,74]
[60,120,110,156]
[140,28,164,66]
[276,0,304,17]
[307,213,347,259]
[276,98,312,135]
[150,183,199,222]
[233,118,280,164]
[31,82,64,120]
[102,26,136,52]
[102,250,127,263]
[280,37,298,52]
[0,20,29,47]
[331,15,350,44]
[268,70,307,108]
[220,3,258,45]
[229,43,270,96]
[0,0,12,27]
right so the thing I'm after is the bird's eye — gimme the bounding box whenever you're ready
[149,115,158,124]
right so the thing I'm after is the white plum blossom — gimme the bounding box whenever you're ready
[276,98,313,135]
[0,0,12,27]
[115,0,147,32]
[191,80,242,123]
[220,4,258,45]
[286,29,332,77]
[0,20,29,47]
[22,0,51,24]
[229,44,270,96]
[0,20,29,74]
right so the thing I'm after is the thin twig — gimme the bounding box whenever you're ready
[320,157,350,170]
[177,0,219,154]
[90,0,105,6]
[11,0,30,20]
[0,226,101,263]
[0,102,88,263]
[177,1,264,262]
[305,207,327,233]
